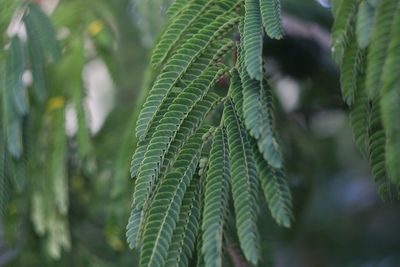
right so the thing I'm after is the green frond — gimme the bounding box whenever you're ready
[237,41,283,168]
[381,6,400,95]
[260,0,284,39]
[134,67,226,209]
[256,87,283,169]
[331,0,357,64]
[381,87,400,185]
[165,175,202,267]
[356,0,376,49]
[166,0,190,19]
[223,98,260,265]
[139,130,205,267]
[180,39,233,85]
[380,5,400,185]
[365,0,398,99]
[23,3,61,102]
[24,3,60,62]
[130,92,179,178]
[135,12,239,141]
[151,0,214,68]
[253,144,292,227]
[3,36,26,158]
[243,0,263,80]
[25,18,47,102]
[340,33,365,105]
[160,93,221,177]
[202,127,230,267]
[5,36,28,117]
[349,71,370,158]
[368,99,390,198]
[126,207,143,249]
[229,68,244,119]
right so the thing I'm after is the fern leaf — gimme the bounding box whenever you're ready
[202,127,230,267]
[331,0,357,64]
[257,87,283,169]
[243,0,263,80]
[223,98,260,265]
[229,68,244,119]
[356,0,376,49]
[238,41,283,168]
[160,93,221,176]
[134,67,226,209]
[24,3,60,62]
[165,174,202,267]
[151,0,214,68]
[379,5,400,185]
[180,39,234,84]
[365,0,398,99]
[25,20,47,102]
[253,144,292,227]
[349,69,370,158]
[3,37,26,158]
[130,91,179,178]
[340,33,365,105]
[135,13,239,141]
[126,207,143,249]
[166,0,190,19]
[139,130,205,267]
[368,99,389,195]
[381,88,400,185]
[5,36,28,116]
[259,0,284,39]
[382,6,400,95]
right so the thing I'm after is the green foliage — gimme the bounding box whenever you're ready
[128,1,293,266]
[259,0,283,39]
[202,128,230,267]
[224,98,260,264]
[243,0,263,80]
[365,0,398,98]
[2,0,400,265]
[333,0,400,198]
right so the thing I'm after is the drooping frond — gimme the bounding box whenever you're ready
[229,68,244,119]
[24,13,46,102]
[331,0,357,63]
[356,0,376,49]
[243,0,263,80]
[139,129,206,267]
[340,33,365,105]
[381,6,400,95]
[134,67,227,209]
[23,3,60,62]
[126,207,143,249]
[237,40,282,168]
[365,0,398,99]
[349,71,370,158]
[161,93,221,174]
[380,3,400,186]
[166,0,190,19]
[135,11,240,141]
[130,91,179,178]
[223,98,260,265]
[259,0,283,39]
[3,36,26,158]
[165,175,202,267]
[381,88,400,185]
[253,144,292,227]
[202,127,230,267]
[151,0,214,68]
[368,99,390,198]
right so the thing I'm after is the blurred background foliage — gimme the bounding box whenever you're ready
[0,0,399,266]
